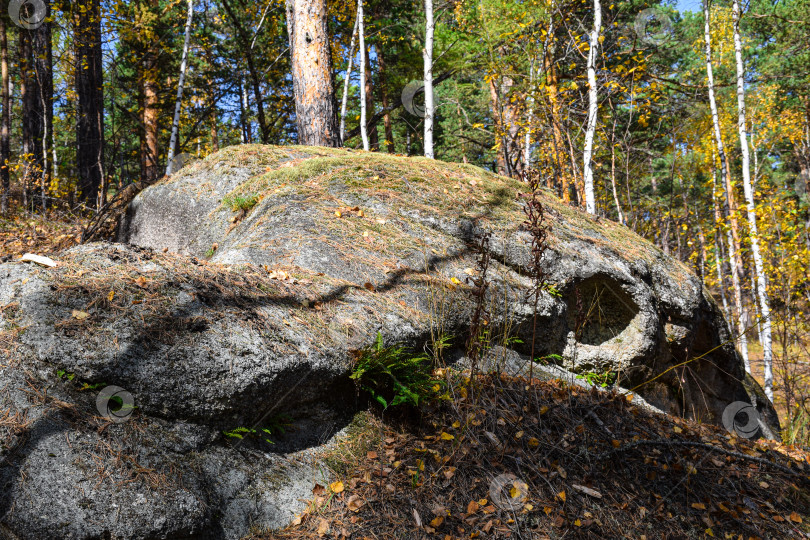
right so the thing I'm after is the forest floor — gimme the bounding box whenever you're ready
[256,373,810,540]
[0,209,83,262]
[748,341,810,447]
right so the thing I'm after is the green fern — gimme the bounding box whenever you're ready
[351,332,441,410]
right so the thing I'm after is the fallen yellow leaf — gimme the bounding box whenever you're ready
[330,481,344,494]
[790,512,803,523]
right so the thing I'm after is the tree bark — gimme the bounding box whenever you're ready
[339,16,359,144]
[20,24,43,210]
[582,0,601,215]
[524,56,535,171]
[379,49,394,153]
[166,0,195,175]
[285,0,340,146]
[358,0,369,151]
[733,0,773,399]
[0,16,9,215]
[73,0,104,203]
[364,45,378,150]
[141,51,160,182]
[33,2,53,209]
[423,0,435,158]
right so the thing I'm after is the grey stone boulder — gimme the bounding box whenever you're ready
[120,144,777,431]
[0,143,780,539]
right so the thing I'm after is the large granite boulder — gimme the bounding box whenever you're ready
[0,144,777,539]
[120,144,775,429]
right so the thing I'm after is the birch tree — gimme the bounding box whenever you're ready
[340,17,359,144]
[733,0,773,399]
[524,56,535,171]
[358,0,369,151]
[166,0,195,176]
[423,0,435,159]
[703,0,750,371]
[582,0,601,215]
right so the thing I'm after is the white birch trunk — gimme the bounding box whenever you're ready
[704,0,750,372]
[733,0,773,399]
[423,0,435,159]
[240,77,250,144]
[166,0,195,176]
[524,57,535,171]
[358,0,369,151]
[582,0,601,215]
[339,17,359,144]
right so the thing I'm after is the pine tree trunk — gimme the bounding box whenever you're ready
[489,79,507,176]
[0,16,9,215]
[142,52,160,182]
[733,0,773,399]
[365,45,378,150]
[166,0,195,176]
[73,0,104,202]
[20,26,43,211]
[704,0,749,371]
[379,49,394,153]
[339,17,359,144]
[582,0,601,215]
[286,0,340,147]
[423,0,435,159]
[358,0,369,151]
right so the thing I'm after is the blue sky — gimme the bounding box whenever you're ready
[676,0,703,12]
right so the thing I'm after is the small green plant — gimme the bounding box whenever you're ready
[78,381,107,392]
[576,370,617,388]
[534,353,563,365]
[56,370,75,381]
[223,414,292,445]
[351,332,440,410]
[222,194,260,212]
[545,284,563,298]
